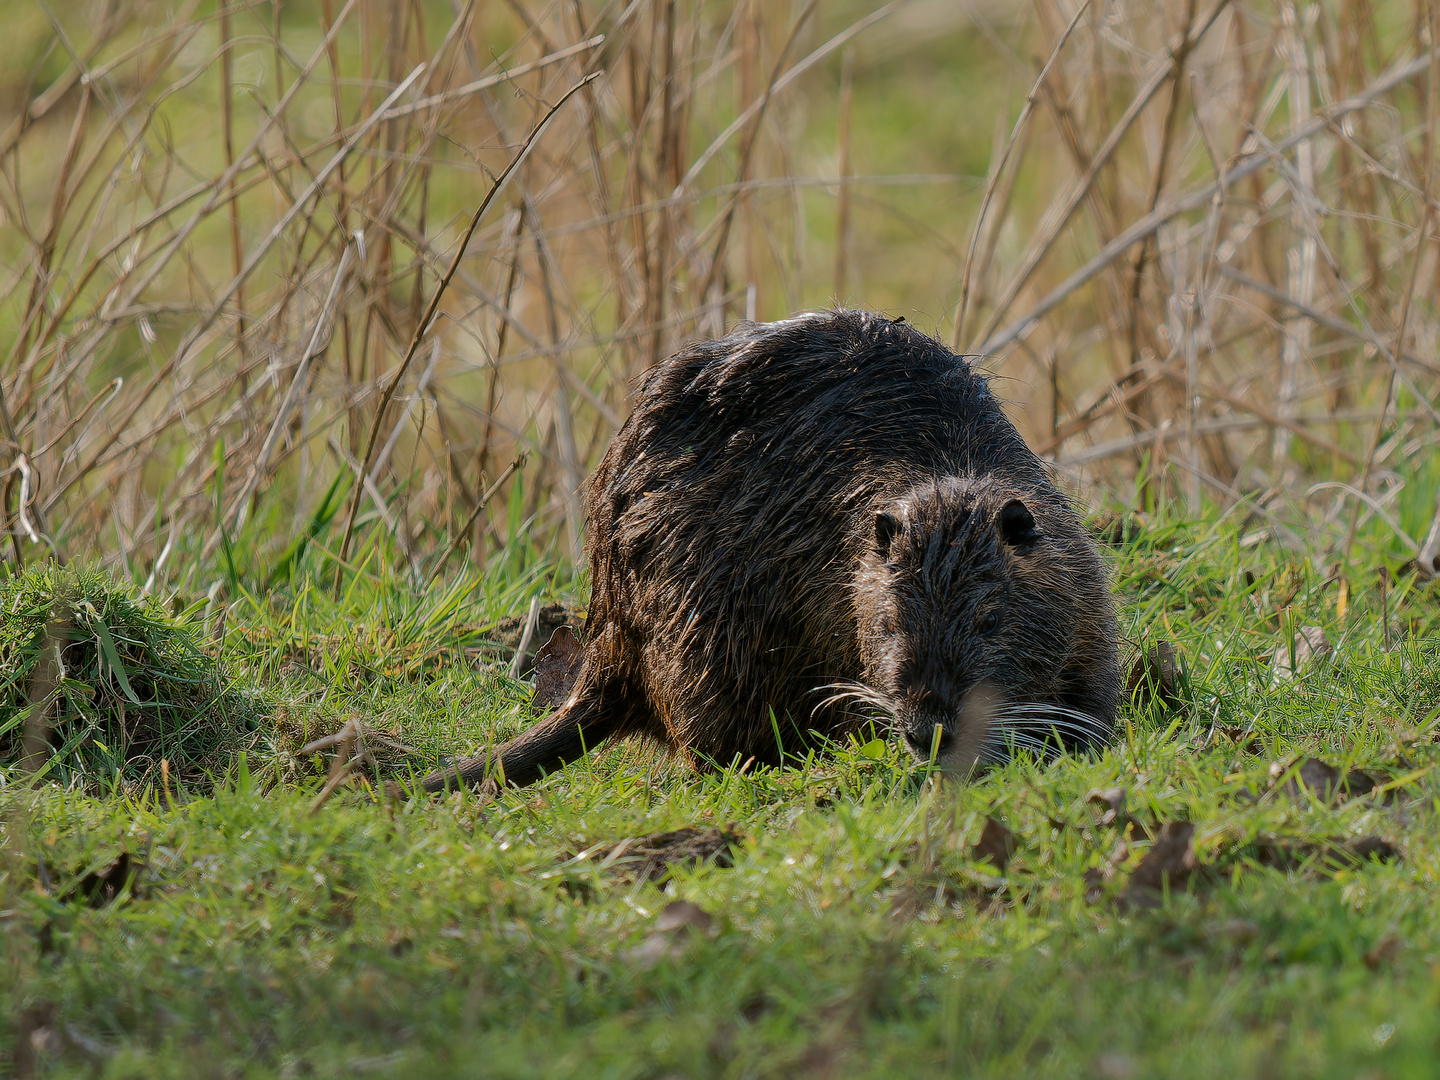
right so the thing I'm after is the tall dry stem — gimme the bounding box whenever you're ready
[0,0,1433,581]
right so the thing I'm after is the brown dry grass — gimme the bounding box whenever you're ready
[0,0,1436,584]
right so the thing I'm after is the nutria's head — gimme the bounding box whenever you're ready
[846,477,1113,774]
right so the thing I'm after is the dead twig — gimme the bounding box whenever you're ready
[306,716,367,815]
[952,0,1090,349]
[978,45,1440,358]
[333,72,602,590]
[424,454,527,589]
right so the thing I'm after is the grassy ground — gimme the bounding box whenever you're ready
[4,3,1440,1073]
[3,502,1440,1079]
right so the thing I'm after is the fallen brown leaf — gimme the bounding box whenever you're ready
[1272,625,1331,681]
[531,624,585,711]
[492,602,584,652]
[1207,919,1260,947]
[654,899,713,935]
[500,602,585,678]
[582,825,740,885]
[1087,787,1127,827]
[1363,935,1403,969]
[1251,834,1400,871]
[1269,757,1381,805]
[972,817,1016,873]
[1215,726,1264,754]
[1121,821,1197,908]
[625,899,716,969]
[11,1002,57,1079]
[1127,641,1183,710]
[60,852,143,908]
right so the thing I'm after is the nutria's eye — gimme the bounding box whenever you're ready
[875,512,902,559]
[977,612,999,636]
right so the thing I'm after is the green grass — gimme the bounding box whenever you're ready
[0,564,261,789]
[3,502,1440,1079]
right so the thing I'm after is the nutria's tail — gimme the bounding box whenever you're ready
[421,680,622,792]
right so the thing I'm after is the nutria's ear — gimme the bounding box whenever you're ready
[997,499,1041,548]
[875,512,902,558]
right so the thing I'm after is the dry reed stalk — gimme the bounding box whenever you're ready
[529,198,585,560]
[333,72,600,586]
[968,0,1233,354]
[0,0,1435,580]
[952,0,1090,350]
[979,45,1440,357]
[218,2,247,374]
[695,0,819,312]
[1272,0,1319,475]
[833,46,854,303]
[425,453,526,589]
[225,240,359,538]
[1344,0,1439,553]
[37,10,384,507]
[20,611,68,779]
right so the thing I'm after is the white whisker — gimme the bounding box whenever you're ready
[808,681,899,722]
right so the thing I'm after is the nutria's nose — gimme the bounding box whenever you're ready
[904,723,952,758]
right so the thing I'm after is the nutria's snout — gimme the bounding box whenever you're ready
[902,721,953,758]
[897,682,1000,773]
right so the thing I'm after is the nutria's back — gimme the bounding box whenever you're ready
[425,311,1120,792]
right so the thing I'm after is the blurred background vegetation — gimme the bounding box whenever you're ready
[0,0,1436,590]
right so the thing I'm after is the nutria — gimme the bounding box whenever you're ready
[424,310,1119,791]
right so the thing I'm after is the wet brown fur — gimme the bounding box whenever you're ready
[424,311,1119,791]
